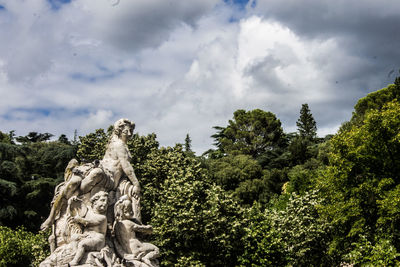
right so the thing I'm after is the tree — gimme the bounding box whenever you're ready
[184,133,192,152]
[0,131,13,144]
[318,100,400,263]
[76,129,108,162]
[352,79,400,125]
[288,104,319,165]
[238,203,287,266]
[72,129,79,145]
[0,137,75,231]
[271,191,333,265]
[57,134,70,145]
[239,191,333,266]
[208,154,275,205]
[0,142,27,227]
[16,132,54,144]
[209,154,262,192]
[296,103,317,141]
[149,146,244,266]
[212,109,286,159]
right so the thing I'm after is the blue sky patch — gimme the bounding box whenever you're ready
[70,69,125,83]
[2,107,90,121]
[47,0,72,10]
[224,0,249,10]
[3,108,51,121]
[0,5,5,11]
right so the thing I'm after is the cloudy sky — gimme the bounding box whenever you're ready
[0,0,399,153]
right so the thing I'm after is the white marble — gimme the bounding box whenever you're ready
[40,119,159,267]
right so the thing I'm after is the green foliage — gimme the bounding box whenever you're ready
[57,134,70,144]
[209,154,262,191]
[21,177,60,230]
[128,133,159,167]
[184,133,192,152]
[0,131,13,144]
[271,191,333,265]
[352,80,400,125]
[296,103,317,141]
[285,158,325,195]
[208,154,288,206]
[238,203,287,266]
[344,235,400,266]
[16,132,54,144]
[76,128,108,162]
[240,191,332,266]
[26,141,76,179]
[262,168,289,196]
[0,140,75,230]
[213,109,286,158]
[318,97,400,261]
[287,104,320,166]
[134,145,244,266]
[0,226,49,267]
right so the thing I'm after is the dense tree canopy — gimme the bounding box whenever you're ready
[212,109,287,158]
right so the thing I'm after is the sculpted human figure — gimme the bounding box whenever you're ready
[41,119,141,231]
[40,119,159,267]
[114,196,160,267]
[69,191,109,266]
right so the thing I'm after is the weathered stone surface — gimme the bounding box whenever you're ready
[40,119,159,267]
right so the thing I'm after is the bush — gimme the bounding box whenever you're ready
[0,226,49,267]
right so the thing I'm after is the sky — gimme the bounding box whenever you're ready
[0,0,400,154]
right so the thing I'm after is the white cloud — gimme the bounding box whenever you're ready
[0,0,399,154]
[81,109,114,132]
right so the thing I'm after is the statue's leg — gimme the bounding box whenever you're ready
[80,168,105,194]
[142,244,160,266]
[69,239,90,266]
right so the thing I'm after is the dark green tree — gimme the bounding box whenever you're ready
[57,134,70,145]
[184,133,192,152]
[296,104,317,141]
[213,109,286,159]
[0,137,75,230]
[16,132,54,144]
[0,131,14,144]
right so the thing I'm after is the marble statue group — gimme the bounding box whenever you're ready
[39,119,160,267]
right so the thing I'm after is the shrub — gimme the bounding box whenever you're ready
[0,226,49,267]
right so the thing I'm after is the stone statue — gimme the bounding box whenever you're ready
[113,196,160,267]
[40,119,159,267]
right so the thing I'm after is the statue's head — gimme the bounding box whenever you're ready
[114,195,134,220]
[90,191,109,213]
[113,119,135,139]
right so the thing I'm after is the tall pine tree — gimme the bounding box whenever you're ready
[184,133,192,152]
[296,104,317,141]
